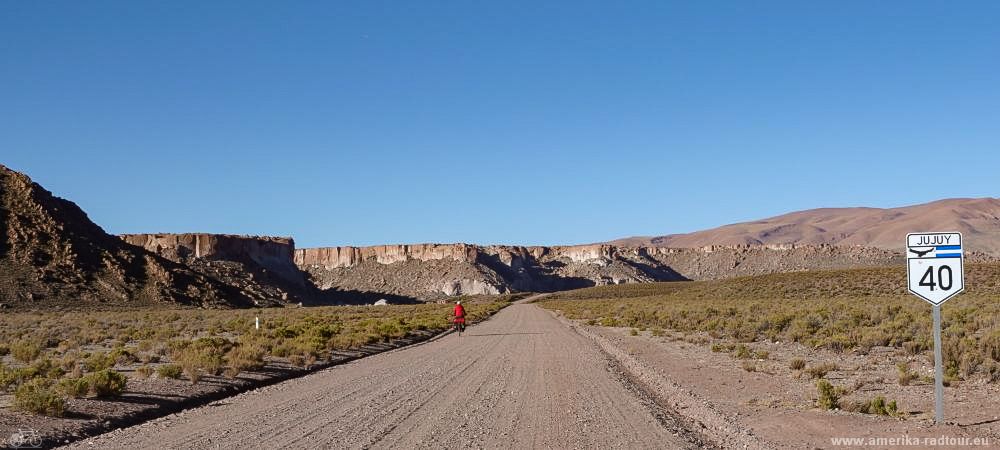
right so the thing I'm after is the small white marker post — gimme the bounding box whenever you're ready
[255,316,260,331]
[906,232,965,425]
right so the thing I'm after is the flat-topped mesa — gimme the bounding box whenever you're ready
[295,243,896,269]
[294,243,481,268]
[122,233,303,285]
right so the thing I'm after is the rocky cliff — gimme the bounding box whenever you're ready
[0,164,257,308]
[121,233,315,305]
[294,242,928,300]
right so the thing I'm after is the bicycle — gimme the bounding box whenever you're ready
[453,317,466,336]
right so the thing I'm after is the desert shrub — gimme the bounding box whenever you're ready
[224,338,268,377]
[984,362,1000,384]
[109,346,139,365]
[57,377,90,398]
[85,369,127,397]
[11,340,42,364]
[136,365,154,380]
[943,360,961,386]
[789,358,806,370]
[805,363,838,380]
[85,351,117,372]
[734,344,752,359]
[288,355,305,367]
[902,340,924,356]
[850,396,900,416]
[959,353,983,378]
[868,396,897,416]
[59,352,80,372]
[157,364,182,380]
[897,362,916,386]
[816,379,843,410]
[629,329,639,336]
[14,378,65,417]
[983,330,1000,362]
[0,364,19,391]
[0,364,42,391]
[174,337,231,383]
[742,361,757,372]
[31,358,65,379]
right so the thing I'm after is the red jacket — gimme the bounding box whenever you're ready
[454,304,466,319]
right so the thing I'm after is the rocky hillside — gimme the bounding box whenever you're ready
[294,243,921,300]
[0,165,256,308]
[8,162,994,307]
[615,198,1000,255]
[122,233,318,305]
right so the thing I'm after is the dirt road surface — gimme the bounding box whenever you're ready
[65,303,698,449]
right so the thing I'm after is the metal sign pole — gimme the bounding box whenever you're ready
[932,304,944,424]
[907,232,963,426]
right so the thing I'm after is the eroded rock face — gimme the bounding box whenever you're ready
[294,243,924,300]
[294,244,480,268]
[0,164,256,308]
[122,234,303,285]
[121,233,314,305]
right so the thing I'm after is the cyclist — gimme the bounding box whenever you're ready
[453,300,466,334]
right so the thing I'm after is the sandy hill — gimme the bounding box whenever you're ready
[615,198,1000,255]
[0,164,257,308]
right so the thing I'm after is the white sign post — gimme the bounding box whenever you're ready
[906,232,964,425]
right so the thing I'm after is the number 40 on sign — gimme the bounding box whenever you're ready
[906,232,965,305]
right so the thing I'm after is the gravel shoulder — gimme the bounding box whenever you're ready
[581,324,1000,449]
[64,303,700,449]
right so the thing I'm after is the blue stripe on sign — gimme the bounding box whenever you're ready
[935,253,962,258]
[936,245,961,250]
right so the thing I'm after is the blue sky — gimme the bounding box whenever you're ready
[2,1,998,247]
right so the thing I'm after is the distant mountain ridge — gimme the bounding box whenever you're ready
[614,198,1000,256]
[4,161,997,307]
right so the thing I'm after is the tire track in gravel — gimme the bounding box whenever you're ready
[64,303,703,449]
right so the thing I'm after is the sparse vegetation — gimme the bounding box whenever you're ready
[136,365,153,380]
[0,296,511,415]
[804,362,838,380]
[789,358,806,370]
[845,395,901,417]
[897,362,917,386]
[157,364,183,380]
[14,378,65,417]
[57,377,90,398]
[11,340,42,364]
[85,369,127,397]
[816,379,844,410]
[541,264,1000,383]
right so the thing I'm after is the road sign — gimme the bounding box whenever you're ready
[906,231,965,426]
[906,232,964,305]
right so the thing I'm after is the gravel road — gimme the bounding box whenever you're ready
[65,303,696,449]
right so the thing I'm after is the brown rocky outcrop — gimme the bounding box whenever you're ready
[0,164,257,308]
[121,233,316,305]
